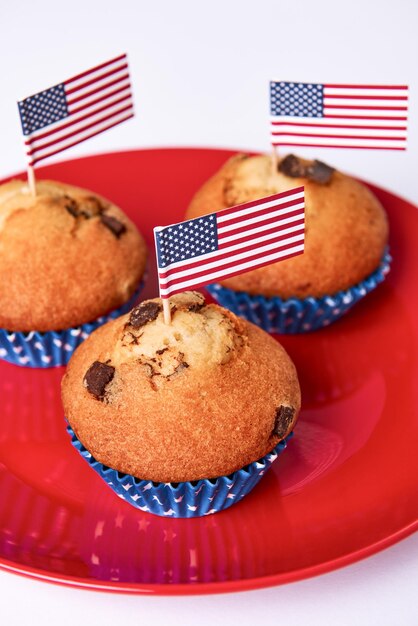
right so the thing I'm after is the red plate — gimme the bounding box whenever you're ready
[0,148,417,594]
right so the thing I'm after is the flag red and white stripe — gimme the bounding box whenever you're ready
[270,83,408,150]
[20,54,134,165]
[154,187,305,298]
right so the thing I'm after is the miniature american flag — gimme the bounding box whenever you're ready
[18,54,134,166]
[154,188,305,298]
[270,82,408,150]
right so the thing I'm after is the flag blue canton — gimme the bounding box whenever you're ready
[18,84,68,135]
[270,82,324,117]
[156,214,218,268]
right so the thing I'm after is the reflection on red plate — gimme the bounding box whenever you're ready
[0,149,417,594]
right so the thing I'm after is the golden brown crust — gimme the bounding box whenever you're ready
[186,154,389,299]
[0,180,147,331]
[62,293,301,483]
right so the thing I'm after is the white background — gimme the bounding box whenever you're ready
[0,1,417,624]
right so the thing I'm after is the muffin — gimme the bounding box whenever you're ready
[186,153,391,332]
[0,179,147,367]
[62,291,300,517]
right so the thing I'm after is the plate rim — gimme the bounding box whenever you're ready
[0,521,416,595]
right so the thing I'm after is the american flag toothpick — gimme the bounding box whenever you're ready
[17,54,134,195]
[154,188,305,323]
[270,81,408,152]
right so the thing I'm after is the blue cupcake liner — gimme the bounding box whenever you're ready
[206,249,391,334]
[67,424,292,518]
[0,281,144,368]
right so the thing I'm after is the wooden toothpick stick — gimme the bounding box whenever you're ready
[27,164,36,197]
[271,146,278,175]
[162,298,172,325]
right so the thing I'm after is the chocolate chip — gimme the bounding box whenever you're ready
[84,361,115,400]
[187,302,205,312]
[63,196,79,218]
[171,301,204,315]
[129,301,161,328]
[279,155,334,185]
[278,154,307,178]
[306,160,335,184]
[156,347,168,355]
[187,293,205,311]
[62,194,108,219]
[273,405,295,438]
[100,214,126,238]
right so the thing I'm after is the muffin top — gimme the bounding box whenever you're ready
[0,180,147,331]
[186,153,389,299]
[62,291,301,482]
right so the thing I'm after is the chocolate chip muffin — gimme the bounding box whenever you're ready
[62,291,300,515]
[187,153,388,299]
[0,179,147,332]
[186,153,390,333]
